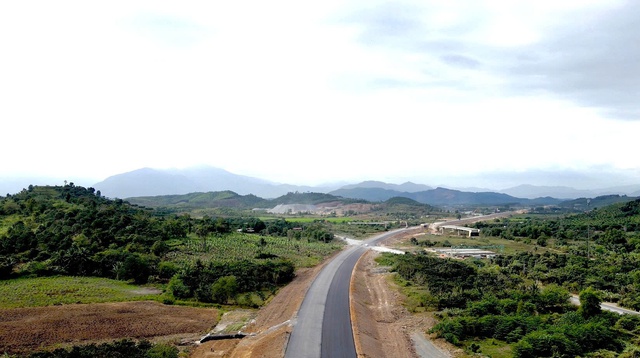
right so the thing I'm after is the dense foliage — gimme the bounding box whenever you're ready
[0,185,337,304]
[384,198,640,356]
[470,199,640,309]
[385,253,634,357]
[25,339,177,358]
[474,198,640,241]
[167,258,294,303]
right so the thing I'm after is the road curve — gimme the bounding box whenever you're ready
[285,229,407,358]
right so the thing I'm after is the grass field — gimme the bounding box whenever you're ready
[475,338,513,358]
[0,276,163,308]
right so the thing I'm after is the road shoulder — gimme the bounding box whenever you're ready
[351,238,458,358]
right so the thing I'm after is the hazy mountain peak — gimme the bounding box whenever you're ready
[340,180,432,193]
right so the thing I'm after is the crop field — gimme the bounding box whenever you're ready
[0,276,163,309]
[168,232,343,267]
[0,301,218,355]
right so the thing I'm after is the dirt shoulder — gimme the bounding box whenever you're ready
[351,228,461,358]
[351,249,417,357]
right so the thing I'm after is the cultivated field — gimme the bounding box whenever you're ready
[169,232,343,267]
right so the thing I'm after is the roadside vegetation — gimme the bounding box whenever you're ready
[0,185,339,302]
[381,197,640,357]
[0,184,344,355]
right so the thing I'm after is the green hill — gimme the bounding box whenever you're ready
[128,190,267,211]
[559,194,638,211]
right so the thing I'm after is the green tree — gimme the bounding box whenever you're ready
[167,275,190,299]
[146,343,178,358]
[211,275,238,304]
[579,287,602,318]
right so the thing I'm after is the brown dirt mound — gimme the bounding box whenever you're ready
[0,301,218,355]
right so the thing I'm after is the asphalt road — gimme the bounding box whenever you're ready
[321,246,366,358]
[570,295,640,315]
[285,229,407,358]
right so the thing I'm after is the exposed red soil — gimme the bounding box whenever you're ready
[0,301,218,355]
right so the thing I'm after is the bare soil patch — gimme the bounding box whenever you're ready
[351,250,418,358]
[0,301,218,355]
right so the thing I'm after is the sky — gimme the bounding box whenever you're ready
[1,0,639,190]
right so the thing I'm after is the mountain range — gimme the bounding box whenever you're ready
[92,166,342,199]
[3,166,639,205]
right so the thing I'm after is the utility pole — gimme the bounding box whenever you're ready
[586,199,591,264]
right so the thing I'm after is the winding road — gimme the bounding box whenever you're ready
[285,229,407,358]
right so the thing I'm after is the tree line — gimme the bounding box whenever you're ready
[383,252,639,357]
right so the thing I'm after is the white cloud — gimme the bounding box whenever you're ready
[0,1,638,189]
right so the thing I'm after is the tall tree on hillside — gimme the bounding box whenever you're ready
[579,287,602,318]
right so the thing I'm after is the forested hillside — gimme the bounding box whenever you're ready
[384,197,640,356]
[0,184,339,304]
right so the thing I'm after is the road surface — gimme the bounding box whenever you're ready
[570,295,640,315]
[285,229,407,358]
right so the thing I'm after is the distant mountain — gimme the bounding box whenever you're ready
[339,181,432,192]
[85,166,639,203]
[500,184,640,200]
[93,166,341,199]
[558,195,638,210]
[411,187,540,206]
[329,187,405,202]
[500,185,595,200]
[330,186,560,206]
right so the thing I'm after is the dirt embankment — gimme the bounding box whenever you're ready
[351,228,459,358]
[351,249,460,358]
[351,249,417,357]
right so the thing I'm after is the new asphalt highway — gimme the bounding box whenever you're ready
[285,229,407,358]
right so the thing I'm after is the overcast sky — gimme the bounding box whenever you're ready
[1,0,639,190]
